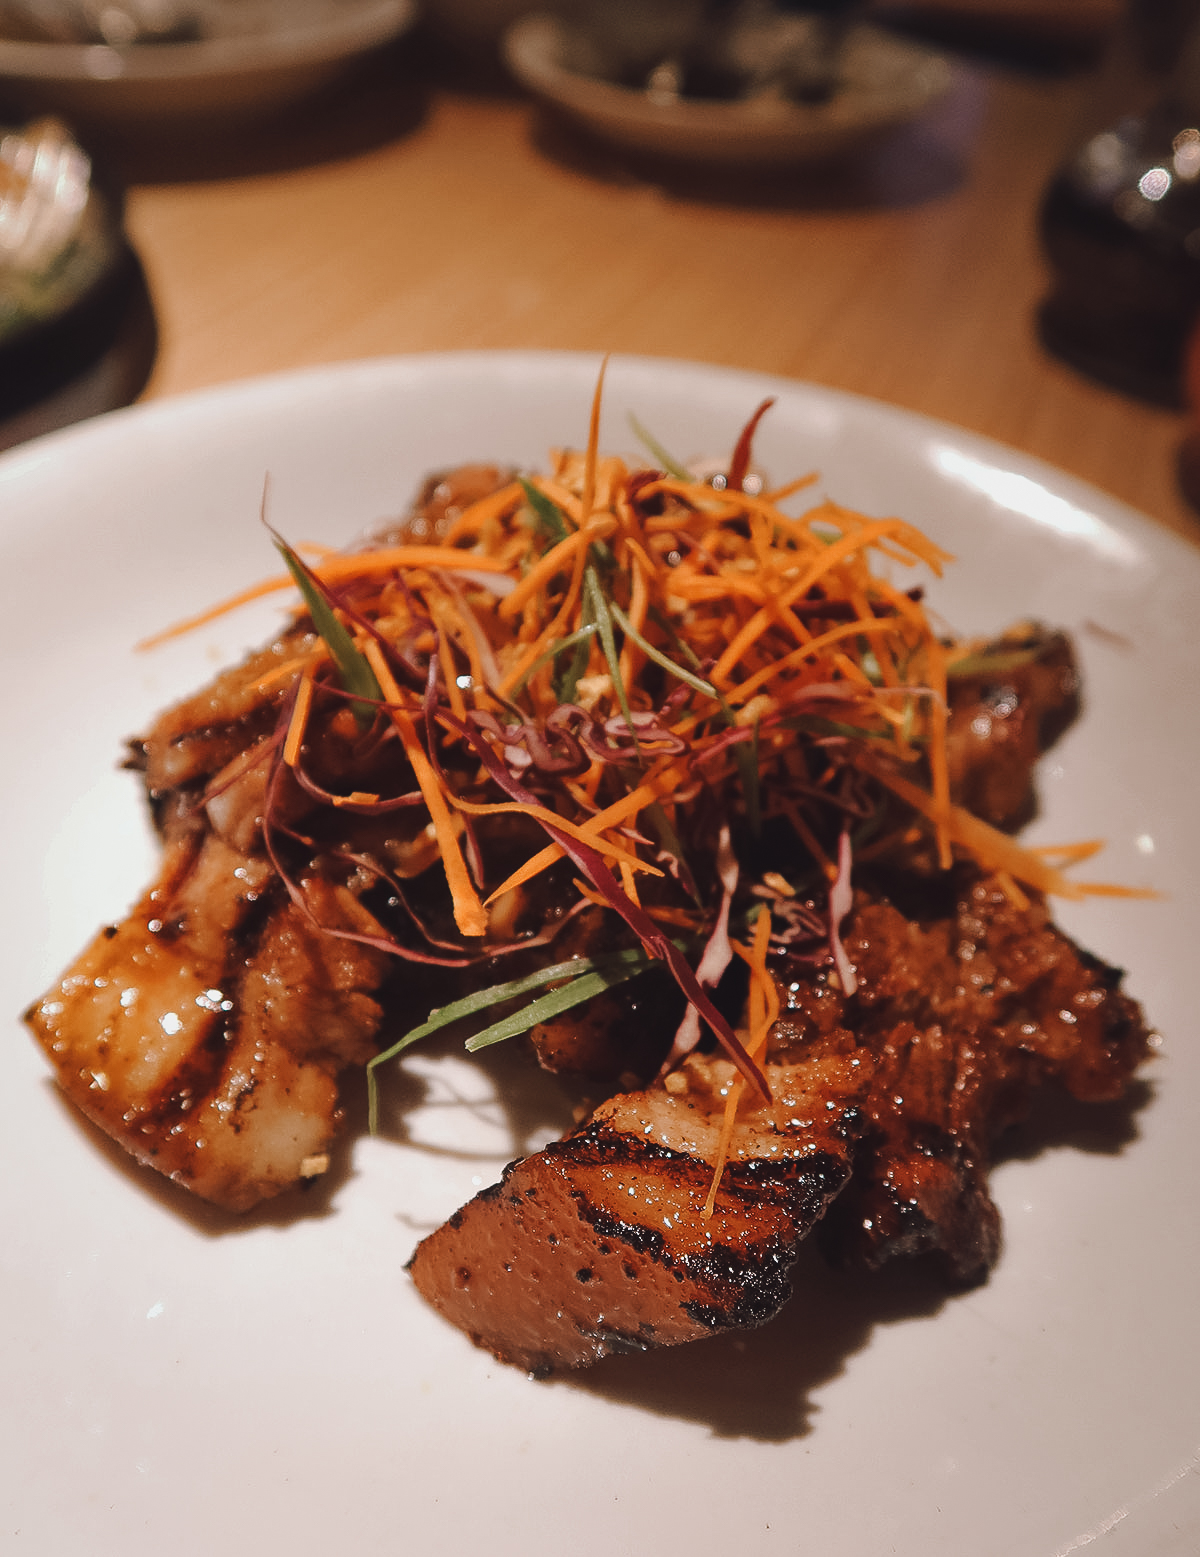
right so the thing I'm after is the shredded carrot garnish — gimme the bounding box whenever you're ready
[363,639,488,938]
[447,792,664,880]
[703,907,777,1218]
[440,480,525,545]
[282,671,315,768]
[864,761,1156,899]
[140,372,1150,1119]
[497,519,616,622]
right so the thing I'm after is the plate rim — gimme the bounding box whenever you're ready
[3,344,1196,1557]
[1,347,1191,568]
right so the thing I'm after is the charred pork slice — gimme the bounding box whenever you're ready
[26,626,397,1210]
[945,624,1080,830]
[25,466,525,1210]
[815,870,1151,1283]
[26,811,392,1211]
[408,871,1150,1371]
[408,1047,867,1375]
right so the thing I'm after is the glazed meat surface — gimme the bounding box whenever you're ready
[23,448,1152,1379]
[944,625,1081,830]
[409,869,1150,1370]
[26,633,394,1210]
[410,1048,863,1374]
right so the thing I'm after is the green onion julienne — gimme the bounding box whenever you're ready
[365,947,655,1132]
[272,531,382,726]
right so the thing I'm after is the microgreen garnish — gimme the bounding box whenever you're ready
[608,600,717,701]
[464,952,653,1051]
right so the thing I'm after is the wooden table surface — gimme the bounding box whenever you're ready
[94,32,1200,545]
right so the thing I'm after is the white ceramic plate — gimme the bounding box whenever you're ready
[0,0,414,121]
[2,352,1196,1557]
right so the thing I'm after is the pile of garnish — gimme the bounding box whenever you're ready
[150,368,1140,1137]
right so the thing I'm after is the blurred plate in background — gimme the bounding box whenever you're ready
[504,11,954,167]
[0,0,415,122]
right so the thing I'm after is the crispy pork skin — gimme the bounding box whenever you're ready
[409,1049,865,1374]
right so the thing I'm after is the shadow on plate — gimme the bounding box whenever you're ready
[3,34,432,186]
[33,1018,1153,1434]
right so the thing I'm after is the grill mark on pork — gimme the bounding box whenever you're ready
[407,868,1150,1370]
[408,1054,862,1373]
[26,820,392,1209]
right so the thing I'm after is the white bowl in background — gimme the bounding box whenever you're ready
[0,0,415,121]
[503,10,955,167]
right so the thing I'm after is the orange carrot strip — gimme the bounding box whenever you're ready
[764,472,820,504]
[138,577,300,649]
[448,794,661,880]
[1028,839,1105,864]
[865,761,1157,899]
[530,476,584,527]
[662,574,773,604]
[282,671,315,768]
[497,522,600,694]
[440,480,525,544]
[994,871,1030,911]
[571,877,612,912]
[315,545,510,584]
[363,639,488,938]
[703,908,776,1218]
[497,519,615,622]
[330,790,381,808]
[721,617,912,706]
[254,647,328,692]
[427,596,468,723]
[482,771,684,902]
[709,518,938,686]
[139,545,510,650]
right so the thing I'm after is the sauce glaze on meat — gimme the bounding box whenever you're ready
[24,461,1152,1372]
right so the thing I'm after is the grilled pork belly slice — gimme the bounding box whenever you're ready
[26,615,402,1211]
[26,818,391,1211]
[408,870,1150,1370]
[408,1047,866,1375]
[944,625,1080,831]
[817,871,1151,1283]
